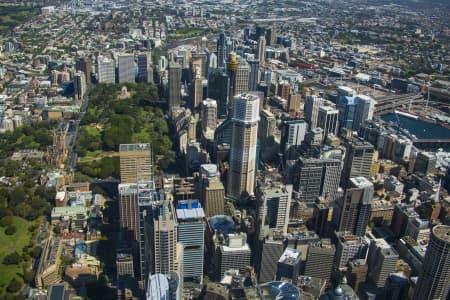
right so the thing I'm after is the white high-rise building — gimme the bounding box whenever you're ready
[227,93,260,200]
[97,55,116,83]
[257,36,266,66]
[304,95,324,129]
[354,95,376,132]
[118,54,135,83]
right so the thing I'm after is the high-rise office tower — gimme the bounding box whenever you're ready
[293,157,341,206]
[208,53,218,70]
[198,164,225,217]
[216,31,228,68]
[276,248,301,285]
[217,233,251,279]
[256,36,266,66]
[73,71,86,100]
[317,105,339,141]
[227,53,241,104]
[118,54,135,83]
[333,177,374,236]
[334,232,369,269]
[207,69,229,119]
[154,201,178,275]
[234,61,250,97]
[258,110,276,141]
[353,95,375,133]
[97,55,116,83]
[280,119,308,156]
[266,25,276,46]
[137,52,153,83]
[367,239,399,288]
[227,93,260,200]
[191,71,203,109]
[248,59,260,91]
[277,81,291,100]
[304,95,324,129]
[119,143,153,184]
[168,62,182,110]
[202,98,217,132]
[304,239,335,281]
[118,183,140,241]
[259,238,284,283]
[257,183,292,238]
[414,225,450,300]
[176,200,205,282]
[75,57,92,83]
[346,259,368,292]
[337,96,357,131]
[341,139,375,187]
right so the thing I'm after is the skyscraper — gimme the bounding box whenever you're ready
[191,71,203,109]
[248,59,260,91]
[333,177,374,236]
[202,98,218,132]
[227,53,246,105]
[216,31,228,68]
[293,157,341,206]
[168,62,182,110]
[353,95,375,133]
[367,239,399,288]
[176,200,205,282]
[217,233,251,279]
[119,143,153,184]
[414,225,450,300]
[259,238,284,283]
[276,248,301,285]
[97,55,115,83]
[118,183,140,241]
[137,52,153,83]
[207,69,229,119]
[73,71,86,100]
[234,60,250,97]
[198,164,225,217]
[75,57,92,83]
[227,93,260,200]
[257,183,292,238]
[317,105,339,141]
[154,201,178,275]
[304,95,324,129]
[256,36,266,66]
[280,119,308,156]
[118,54,135,83]
[337,96,357,131]
[304,239,335,281]
[341,139,375,187]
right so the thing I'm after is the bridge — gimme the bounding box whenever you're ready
[374,93,424,115]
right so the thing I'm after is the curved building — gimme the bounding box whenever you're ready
[414,225,450,300]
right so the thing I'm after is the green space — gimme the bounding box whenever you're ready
[0,6,40,33]
[76,83,174,178]
[169,27,207,39]
[0,216,41,297]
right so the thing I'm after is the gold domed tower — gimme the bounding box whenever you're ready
[226,52,239,73]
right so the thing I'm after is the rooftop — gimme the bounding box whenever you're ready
[433,225,450,243]
[278,248,301,265]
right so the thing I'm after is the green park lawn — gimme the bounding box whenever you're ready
[0,216,37,295]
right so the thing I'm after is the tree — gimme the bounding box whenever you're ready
[3,252,22,265]
[5,225,16,235]
[6,278,23,293]
[23,270,35,284]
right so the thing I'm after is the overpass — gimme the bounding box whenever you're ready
[374,93,424,115]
